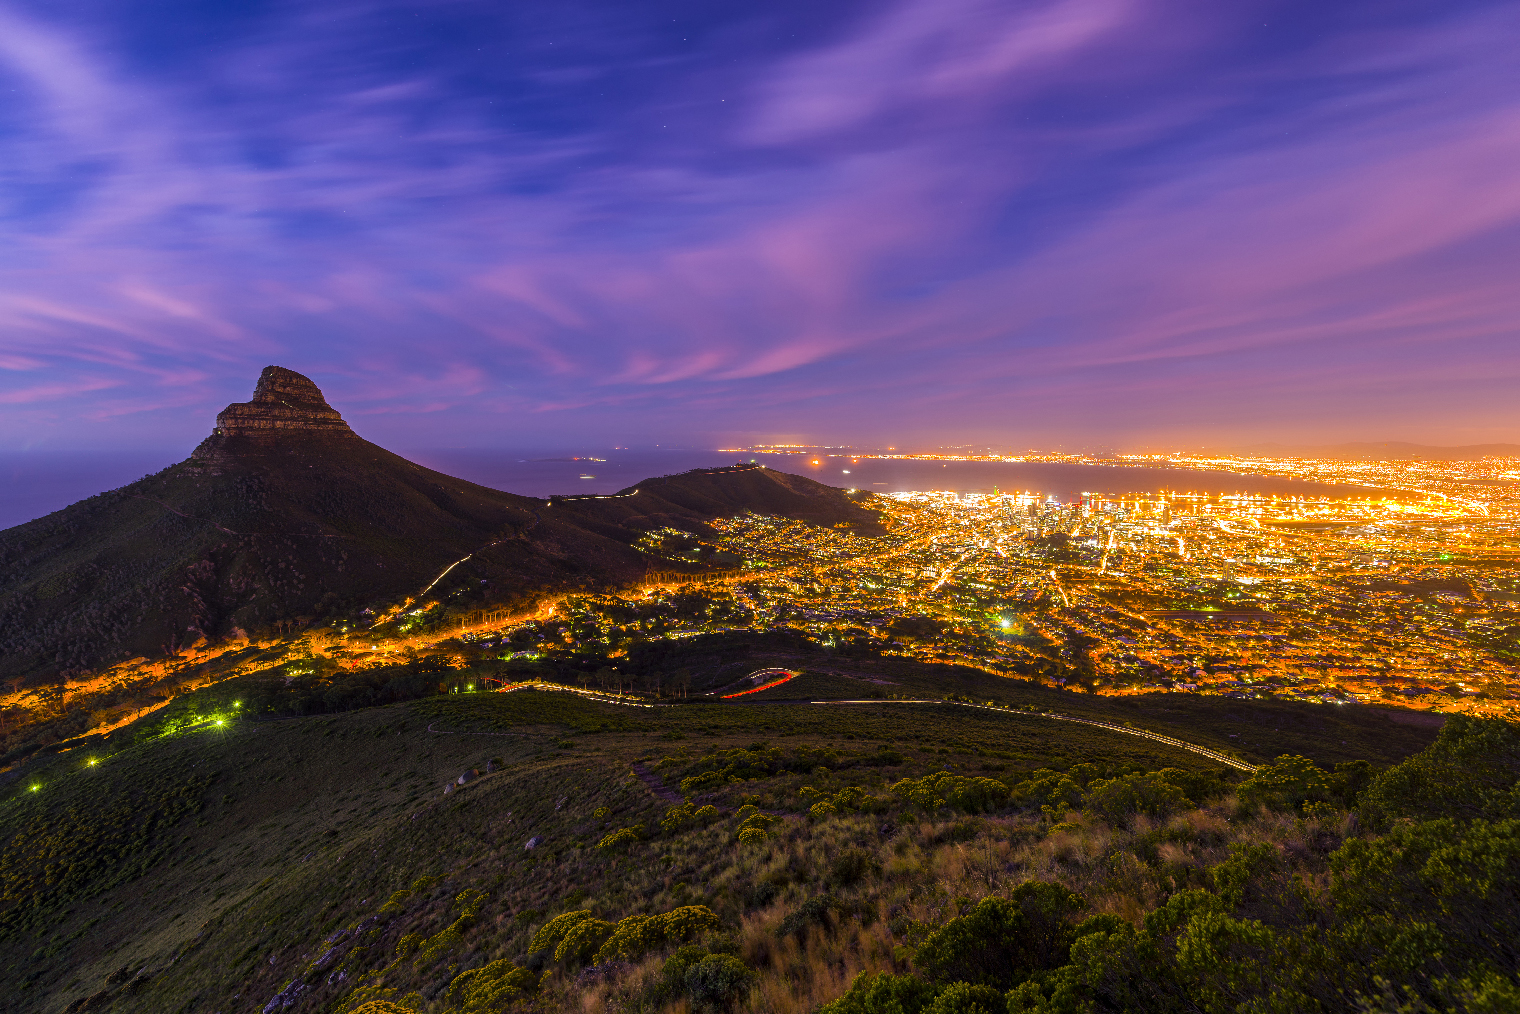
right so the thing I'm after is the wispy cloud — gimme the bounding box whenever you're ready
[0,0,1516,449]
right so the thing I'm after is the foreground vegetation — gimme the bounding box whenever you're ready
[0,671,1510,1014]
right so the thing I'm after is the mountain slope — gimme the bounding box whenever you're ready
[550,463,884,539]
[0,368,877,683]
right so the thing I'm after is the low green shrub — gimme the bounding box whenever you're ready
[891,772,1010,814]
[528,910,592,954]
[818,971,939,1014]
[596,825,645,850]
[444,959,538,1012]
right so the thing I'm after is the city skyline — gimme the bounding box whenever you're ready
[3,0,1519,452]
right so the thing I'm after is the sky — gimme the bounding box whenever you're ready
[1,0,1519,454]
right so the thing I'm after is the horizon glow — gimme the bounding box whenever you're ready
[1,0,1518,453]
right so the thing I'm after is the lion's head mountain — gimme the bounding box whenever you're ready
[0,366,878,682]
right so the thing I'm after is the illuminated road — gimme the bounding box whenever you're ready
[470,684,1257,772]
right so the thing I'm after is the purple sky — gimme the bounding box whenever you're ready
[2,0,1518,454]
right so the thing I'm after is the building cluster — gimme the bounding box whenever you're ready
[521,455,1520,715]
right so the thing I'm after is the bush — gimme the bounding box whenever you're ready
[827,847,881,888]
[1358,716,1520,827]
[925,981,1007,1014]
[594,905,722,964]
[737,812,777,845]
[818,971,939,1014]
[555,917,613,964]
[685,953,755,1011]
[649,945,750,1010]
[663,904,723,942]
[1082,772,1189,825]
[444,959,538,1013]
[914,882,1085,988]
[528,910,591,954]
[595,914,662,964]
[596,825,644,851]
[779,894,838,939]
[891,773,1010,814]
[1236,755,1331,814]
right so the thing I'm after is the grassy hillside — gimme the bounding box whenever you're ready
[0,664,1484,1014]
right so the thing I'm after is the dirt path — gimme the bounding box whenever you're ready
[631,762,684,803]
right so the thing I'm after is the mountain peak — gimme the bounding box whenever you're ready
[207,366,355,442]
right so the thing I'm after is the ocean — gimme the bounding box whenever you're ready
[0,447,1399,531]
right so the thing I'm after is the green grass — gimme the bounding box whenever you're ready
[0,675,1443,1013]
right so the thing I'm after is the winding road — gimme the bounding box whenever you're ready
[471,675,1257,771]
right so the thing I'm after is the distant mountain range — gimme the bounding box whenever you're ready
[1234,441,1520,461]
[0,367,878,683]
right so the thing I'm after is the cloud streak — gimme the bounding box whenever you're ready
[0,0,1517,450]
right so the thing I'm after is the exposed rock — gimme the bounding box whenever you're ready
[197,366,355,448]
[261,978,307,1013]
[524,836,543,850]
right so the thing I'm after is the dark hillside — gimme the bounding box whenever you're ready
[0,368,879,684]
[551,463,883,536]
[0,679,1497,1014]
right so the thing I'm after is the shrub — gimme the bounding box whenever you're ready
[444,959,538,1013]
[1082,772,1189,825]
[891,773,1009,814]
[779,894,837,939]
[736,812,777,845]
[685,953,755,1010]
[662,904,722,943]
[597,825,644,851]
[818,971,939,1014]
[827,847,881,888]
[529,910,591,954]
[914,882,1085,989]
[555,917,614,964]
[662,801,723,833]
[802,784,882,814]
[595,914,662,964]
[594,905,722,964]
[1009,769,1085,811]
[1358,716,1520,827]
[738,812,777,834]
[811,801,838,819]
[925,981,1007,1014]
[663,803,697,833]
[411,889,486,969]
[1236,755,1331,814]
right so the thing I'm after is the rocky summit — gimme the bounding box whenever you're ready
[197,365,355,448]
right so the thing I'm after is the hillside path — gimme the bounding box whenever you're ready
[631,762,683,803]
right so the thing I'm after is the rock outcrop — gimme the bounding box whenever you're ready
[208,366,355,439]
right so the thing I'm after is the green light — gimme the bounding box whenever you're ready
[88,758,98,767]
[215,719,224,726]
[29,784,39,792]
[233,701,241,707]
